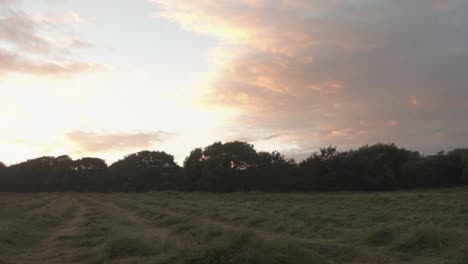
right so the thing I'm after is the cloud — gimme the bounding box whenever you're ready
[34,11,88,26]
[236,133,281,143]
[0,11,50,53]
[66,130,173,153]
[433,0,449,9]
[70,39,95,50]
[0,1,100,77]
[0,49,101,76]
[153,0,468,154]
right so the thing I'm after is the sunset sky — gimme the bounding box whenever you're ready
[1,0,467,165]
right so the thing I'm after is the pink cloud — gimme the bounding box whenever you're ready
[433,0,448,9]
[0,49,101,76]
[0,1,100,77]
[152,0,468,155]
[385,120,399,127]
[66,130,173,153]
[410,96,422,106]
[0,12,50,53]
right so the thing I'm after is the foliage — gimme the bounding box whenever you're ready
[0,143,467,192]
[108,151,180,192]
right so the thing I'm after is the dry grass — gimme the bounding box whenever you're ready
[0,188,467,264]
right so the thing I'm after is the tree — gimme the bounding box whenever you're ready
[247,151,299,191]
[257,151,293,168]
[348,144,420,190]
[203,141,258,170]
[0,142,466,193]
[73,158,108,191]
[299,146,350,190]
[183,148,203,190]
[6,157,55,191]
[184,142,300,192]
[0,161,6,191]
[185,141,260,191]
[109,151,180,191]
[462,150,468,184]
[441,149,467,186]
[46,155,75,191]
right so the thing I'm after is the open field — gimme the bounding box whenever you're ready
[0,188,467,264]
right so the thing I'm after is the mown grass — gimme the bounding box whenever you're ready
[0,195,75,253]
[0,188,467,264]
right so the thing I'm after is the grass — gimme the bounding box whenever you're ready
[367,226,396,246]
[106,237,157,258]
[393,226,452,256]
[0,188,466,263]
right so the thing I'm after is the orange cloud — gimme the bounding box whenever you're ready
[328,128,367,138]
[152,0,468,156]
[152,0,342,57]
[0,49,101,76]
[306,82,344,94]
[0,12,50,53]
[433,0,448,9]
[410,96,422,107]
[359,120,399,128]
[66,130,173,153]
[236,133,281,143]
[384,120,399,127]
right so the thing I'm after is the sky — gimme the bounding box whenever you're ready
[1,0,467,165]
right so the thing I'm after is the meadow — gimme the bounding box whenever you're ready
[0,188,467,264]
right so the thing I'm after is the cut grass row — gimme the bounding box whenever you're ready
[0,188,467,264]
[106,190,468,264]
[0,195,80,263]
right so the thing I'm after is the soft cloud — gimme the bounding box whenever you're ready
[236,133,281,143]
[0,11,50,53]
[66,130,173,153]
[69,39,95,50]
[0,49,100,76]
[0,1,100,77]
[410,96,422,107]
[433,0,449,9]
[34,11,88,26]
[153,0,468,155]
[384,120,399,127]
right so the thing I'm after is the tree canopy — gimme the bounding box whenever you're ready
[0,142,467,192]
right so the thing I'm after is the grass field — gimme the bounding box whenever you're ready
[0,188,467,264]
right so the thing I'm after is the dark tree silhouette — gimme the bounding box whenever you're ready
[45,155,74,191]
[183,148,203,190]
[73,158,108,191]
[257,151,294,168]
[184,141,261,191]
[109,151,180,191]
[348,144,420,190]
[203,141,258,170]
[0,143,467,192]
[0,161,6,191]
[6,157,57,191]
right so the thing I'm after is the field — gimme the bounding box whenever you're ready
[0,189,467,264]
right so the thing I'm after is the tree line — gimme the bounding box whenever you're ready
[0,142,467,192]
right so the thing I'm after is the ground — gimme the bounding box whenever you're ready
[0,188,467,264]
